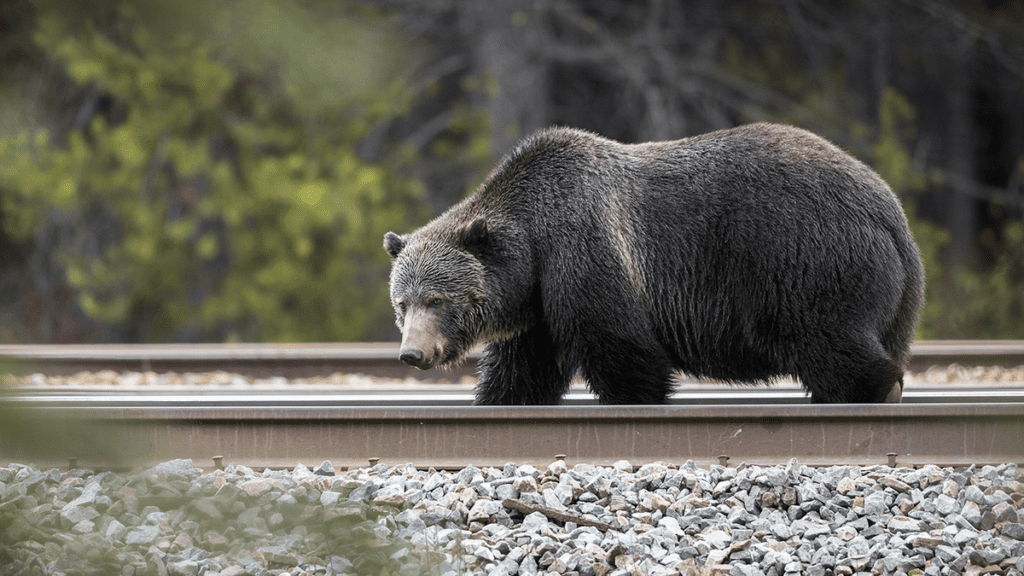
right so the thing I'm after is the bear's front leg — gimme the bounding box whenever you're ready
[475,324,572,405]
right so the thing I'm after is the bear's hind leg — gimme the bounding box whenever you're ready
[475,324,572,405]
[799,338,904,404]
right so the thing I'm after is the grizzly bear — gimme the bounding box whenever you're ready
[384,123,924,404]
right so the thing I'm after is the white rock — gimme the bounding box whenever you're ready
[520,511,549,533]
[612,460,634,473]
[888,515,922,532]
[702,529,732,550]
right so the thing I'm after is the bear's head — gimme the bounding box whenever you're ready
[383,218,490,370]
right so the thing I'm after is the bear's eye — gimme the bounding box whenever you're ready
[428,297,444,308]
[397,301,407,314]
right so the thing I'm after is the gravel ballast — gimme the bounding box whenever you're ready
[1,458,1023,576]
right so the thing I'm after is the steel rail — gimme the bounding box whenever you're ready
[2,342,1022,471]
[0,342,428,379]
[1,340,1022,380]
[2,391,1023,471]
[8,387,1024,406]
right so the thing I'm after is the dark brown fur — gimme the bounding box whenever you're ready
[385,123,924,404]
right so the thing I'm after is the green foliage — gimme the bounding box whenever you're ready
[0,3,445,342]
[873,88,927,194]
[937,220,1024,338]
[869,87,946,339]
[870,87,1024,339]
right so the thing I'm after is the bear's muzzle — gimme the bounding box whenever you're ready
[398,306,444,370]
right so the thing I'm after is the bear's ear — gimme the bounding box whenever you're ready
[458,218,488,252]
[383,232,405,258]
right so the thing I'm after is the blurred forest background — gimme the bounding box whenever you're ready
[0,0,1021,344]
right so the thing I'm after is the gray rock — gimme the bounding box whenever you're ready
[348,480,376,501]
[60,504,100,526]
[961,500,983,527]
[423,472,446,493]
[803,523,831,539]
[468,498,502,522]
[949,550,971,571]
[953,527,979,546]
[1001,521,1024,540]
[770,523,792,540]
[942,479,960,498]
[213,482,241,506]
[518,492,544,507]
[968,547,1006,566]
[552,484,573,506]
[166,560,200,576]
[126,524,161,545]
[888,515,922,532]
[320,490,341,506]
[934,545,960,563]
[992,500,1017,524]
[105,518,127,540]
[513,476,538,493]
[795,542,814,563]
[191,498,223,520]
[2,456,1022,576]
[495,483,519,501]
[62,479,102,512]
[656,516,685,537]
[521,511,549,533]
[542,489,567,510]
[910,535,944,549]
[261,544,299,566]
[291,463,312,479]
[145,548,169,576]
[703,529,732,549]
[612,460,634,473]
[71,519,95,533]
[238,477,280,498]
[314,460,335,476]
[457,465,481,486]
[863,491,887,517]
[147,459,201,480]
[934,493,958,515]
[962,485,985,504]
[372,483,405,505]
[810,547,835,567]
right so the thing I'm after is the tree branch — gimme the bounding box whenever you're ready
[502,498,618,532]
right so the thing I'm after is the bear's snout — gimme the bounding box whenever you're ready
[397,306,444,369]
[399,345,438,369]
[399,348,427,368]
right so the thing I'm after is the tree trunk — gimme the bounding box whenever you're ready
[945,51,977,267]
[460,2,549,157]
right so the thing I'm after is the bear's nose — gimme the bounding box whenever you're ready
[399,349,425,367]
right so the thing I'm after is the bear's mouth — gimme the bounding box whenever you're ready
[434,345,471,371]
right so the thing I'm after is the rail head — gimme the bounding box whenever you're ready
[1,340,1023,361]
[10,399,1024,420]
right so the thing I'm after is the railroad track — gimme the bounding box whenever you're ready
[1,341,1023,471]
[2,389,1023,471]
[1,340,1022,379]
